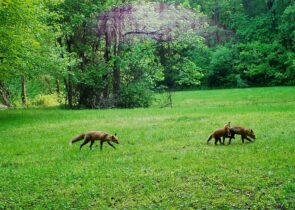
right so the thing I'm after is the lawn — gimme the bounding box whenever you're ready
[0,87,295,209]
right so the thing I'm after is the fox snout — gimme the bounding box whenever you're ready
[111,133,119,144]
[248,133,256,139]
[249,129,256,139]
[111,136,119,144]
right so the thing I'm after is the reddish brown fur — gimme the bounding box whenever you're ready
[228,126,256,144]
[70,131,119,150]
[207,123,231,145]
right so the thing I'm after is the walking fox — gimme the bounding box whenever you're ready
[227,126,256,144]
[69,131,119,150]
[207,122,232,145]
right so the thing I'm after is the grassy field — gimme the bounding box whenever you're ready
[1,87,295,209]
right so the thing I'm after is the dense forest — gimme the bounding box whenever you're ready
[1,0,294,108]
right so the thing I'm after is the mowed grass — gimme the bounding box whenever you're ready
[0,87,295,209]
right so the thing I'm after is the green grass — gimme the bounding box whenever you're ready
[1,87,295,209]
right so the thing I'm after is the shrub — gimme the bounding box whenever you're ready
[236,42,290,86]
[31,93,60,107]
[207,46,236,87]
[118,82,153,108]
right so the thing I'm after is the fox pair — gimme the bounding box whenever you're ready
[207,122,256,145]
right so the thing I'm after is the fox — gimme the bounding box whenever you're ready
[207,122,232,145]
[69,131,119,150]
[227,126,256,144]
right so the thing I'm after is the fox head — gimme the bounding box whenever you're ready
[224,122,231,136]
[110,133,119,144]
[247,129,256,139]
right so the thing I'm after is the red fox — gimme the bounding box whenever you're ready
[69,131,119,150]
[227,126,256,144]
[207,122,232,145]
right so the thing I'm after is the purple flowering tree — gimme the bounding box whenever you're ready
[96,2,207,100]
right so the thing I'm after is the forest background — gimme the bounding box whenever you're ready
[1,0,294,108]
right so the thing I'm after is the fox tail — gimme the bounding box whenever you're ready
[207,134,213,144]
[69,134,85,145]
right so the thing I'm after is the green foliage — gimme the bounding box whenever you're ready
[1,75,64,107]
[73,62,110,89]
[0,0,68,107]
[173,58,203,86]
[0,0,67,79]
[206,41,294,87]
[279,2,295,50]
[118,41,164,108]
[207,46,237,87]
[284,51,295,85]
[157,35,207,89]
[202,0,294,88]
[234,13,276,42]
[1,0,295,107]
[31,93,61,107]
[236,42,290,86]
[120,41,164,86]
[118,82,153,108]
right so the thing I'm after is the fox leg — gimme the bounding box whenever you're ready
[214,137,220,145]
[229,134,235,144]
[100,141,104,151]
[80,138,90,150]
[89,140,95,150]
[108,142,116,149]
[241,136,245,143]
[222,136,226,145]
[245,136,253,142]
[228,136,232,144]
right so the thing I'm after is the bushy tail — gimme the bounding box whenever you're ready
[207,134,213,144]
[69,134,85,145]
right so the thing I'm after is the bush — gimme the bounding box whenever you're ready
[31,93,61,107]
[236,42,290,86]
[207,46,236,87]
[173,58,203,87]
[118,82,153,108]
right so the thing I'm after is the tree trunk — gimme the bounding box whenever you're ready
[113,42,120,96]
[65,36,74,108]
[113,64,120,95]
[0,81,11,107]
[21,75,27,107]
[266,0,274,10]
[56,79,60,94]
[68,81,74,108]
[64,77,74,108]
[102,76,109,99]
[213,6,221,45]
[103,33,111,99]
[266,0,276,31]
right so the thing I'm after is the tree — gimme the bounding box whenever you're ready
[56,1,207,108]
[0,0,67,107]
